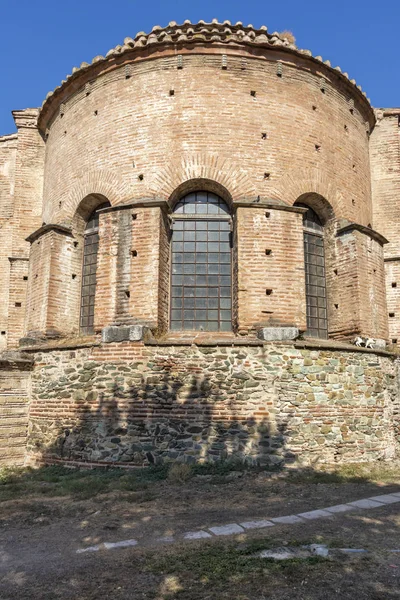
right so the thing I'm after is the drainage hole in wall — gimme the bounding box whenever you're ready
[389,312,395,317]
[266,289,273,295]
[392,282,397,288]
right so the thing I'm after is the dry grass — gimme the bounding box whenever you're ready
[279,30,296,44]
[167,463,193,484]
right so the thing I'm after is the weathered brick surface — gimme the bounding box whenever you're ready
[236,206,306,333]
[370,110,400,343]
[0,362,31,466]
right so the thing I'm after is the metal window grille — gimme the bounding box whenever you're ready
[79,204,109,335]
[170,192,232,332]
[298,204,328,339]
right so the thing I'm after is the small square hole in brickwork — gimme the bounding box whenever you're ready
[352,199,356,206]
[169,89,175,96]
[321,87,325,94]
[261,132,267,140]
[74,241,78,248]
[315,144,321,151]
[392,338,398,344]
[131,250,138,257]
[138,174,144,181]
[334,304,339,309]
[353,164,356,170]
[72,274,76,279]
[265,249,272,255]
[265,211,271,219]
[125,291,130,299]
[251,90,256,97]
[94,110,98,116]
[312,105,317,111]
[1,331,6,335]
[392,282,397,288]
[132,213,137,220]
[344,124,349,132]
[264,172,270,179]
[389,312,395,317]
[266,289,273,295]
[64,131,67,135]
[334,269,338,275]
[15,302,22,308]
[23,276,28,281]
[350,108,354,115]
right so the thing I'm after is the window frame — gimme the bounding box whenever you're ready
[169,191,233,333]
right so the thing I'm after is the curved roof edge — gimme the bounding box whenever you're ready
[38,20,375,131]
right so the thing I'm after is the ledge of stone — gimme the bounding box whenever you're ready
[0,351,34,370]
[336,220,389,246]
[258,327,299,341]
[98,199,170,214]
[233,199,307,214]
[102,325,145,343]
[26,223,73,244]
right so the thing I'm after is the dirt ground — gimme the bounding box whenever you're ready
[0,463,400,599]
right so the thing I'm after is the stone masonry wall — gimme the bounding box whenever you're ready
[26,342,399,467]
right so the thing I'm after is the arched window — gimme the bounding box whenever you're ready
[80,203,109,334]
[298,203,328,339]
[170,191,232,332]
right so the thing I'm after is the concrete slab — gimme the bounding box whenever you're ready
[324,504,354,514]
[368,494,400,505]
[297,509,332,520]
[76,544,101,554]
[104,539,138,550]
[270,515,304,525]
[348,499,385,509]
[209,523,245,536]
[184,531,212,540]
[240,519,275,530]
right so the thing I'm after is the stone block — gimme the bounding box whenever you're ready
[257,327,299,342]
[102,325,144,343]
[348,499,385,509]
[209,523,244,536]
[128,325,145,341]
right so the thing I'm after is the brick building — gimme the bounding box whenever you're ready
[0,21,399,467]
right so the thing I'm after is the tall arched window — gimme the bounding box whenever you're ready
[298,204,328,339]
[170,191,232,332]
[80,203,109,334]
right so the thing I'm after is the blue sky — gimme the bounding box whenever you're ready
[1,0,399,134]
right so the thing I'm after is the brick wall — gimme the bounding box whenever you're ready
[41,51,373,227]
[370,111,400,344]
[0,359,31,466]
[236,206,307,333]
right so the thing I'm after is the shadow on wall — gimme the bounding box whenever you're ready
[30,363,291,468]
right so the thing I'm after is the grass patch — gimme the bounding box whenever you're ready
[287,463,400,485]
[0,464,169,503]
[147,538,327,585]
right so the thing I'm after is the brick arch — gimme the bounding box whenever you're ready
[269,169,347,219]
[148,153,257,201]
[58,170,129,225]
